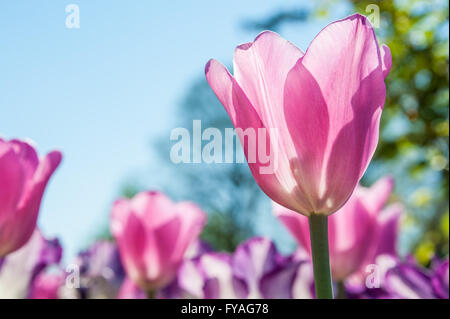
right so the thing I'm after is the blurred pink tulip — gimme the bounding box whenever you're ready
[205,14,391,216]
[0,138,62,257]
[274,177,403,281]
[110,191,207,292]
[117,277,146,299]
[29,272,64,299]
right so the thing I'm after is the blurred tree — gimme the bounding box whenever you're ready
[355,0,448,262]
[242,8,309,31]
[154,76,272,252]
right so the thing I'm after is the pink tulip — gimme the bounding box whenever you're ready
[274,177,403,281]
[110,191,207,292]
[0,138,62,257]
[205,14,391,216]
[29,272,64,299]
[117,277,146,299]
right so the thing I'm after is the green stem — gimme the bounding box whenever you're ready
[308,214,334,299]
[336,281,347,299]
[146,289,156,299]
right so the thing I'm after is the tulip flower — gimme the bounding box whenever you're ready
[60,240,125,299]
[233,237,300,299]
[431,259,449,299]
[0,229,62,299]
[205,13,391,216]
[384,257,450,299]
[110,191,207,296]
[290,250,315,299]
[345,256,449,299]
[0,138,62,257]
[117,277,146,299]
[178,237,306,299]
[117,240,211,299]
[205,14,391,297]
[29,272,64,299]
[275,177,402,283]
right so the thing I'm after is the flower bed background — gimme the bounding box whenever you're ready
[0,0,448,299]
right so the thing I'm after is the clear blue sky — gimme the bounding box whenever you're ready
[0,1,350,260]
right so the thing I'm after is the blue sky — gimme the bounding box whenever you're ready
[0,1,351,259]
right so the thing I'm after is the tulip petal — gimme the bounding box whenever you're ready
[432,259,449,299]
[283,59,330,212]
[68,240,125,299]
[260,261,300,299]
[233,31,303,135]
[381,44,392,78]
[9,139,39,182]
[233,32,312,212]
[274,176,398,281]
[291,261,315,299]
[273,202,310,253]
[205,59,307,213]
[117,212,147,287]
[10,151,62,252]
[0,145,25,233]
[111,192,207,291]
[177,258,206,298]
[29,273,63,299]
[146,217,181,284]
[117,277,146,299]
[286,14,387,214]
[374,203,402,256]
[329,199,377,280]
[232,237,278,298]
[385,263,436,299]
[200,253,237,298]
[130,191,176,227]
[359,176,394,214]
[110,199,132,237]
[0,229,61,299]
[355,203,402,278]
[173,202,207,259]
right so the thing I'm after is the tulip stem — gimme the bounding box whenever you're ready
[308,214,333,299]
[336,281,347,299]
[146,289,156,299]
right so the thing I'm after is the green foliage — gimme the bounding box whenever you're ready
[119,182,142,199]
[200,211,250,252]
[353,0,449,260]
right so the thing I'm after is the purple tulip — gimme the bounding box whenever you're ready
[178,237,308,299]
[29,272,64,299]
[0,229,62,298]
[64,240,125,299]
[431,259,449,299]
[348,256,449,299]
[385,258,437,299]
